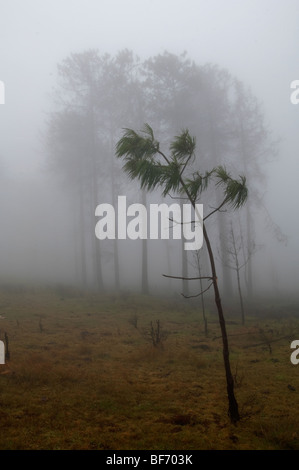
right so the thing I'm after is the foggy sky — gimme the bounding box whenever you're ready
[0,0,298,291]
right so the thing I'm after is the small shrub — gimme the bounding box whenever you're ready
[142,320,168,348]
[128,313,139,330]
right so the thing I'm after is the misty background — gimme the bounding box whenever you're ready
[0,0,298,299]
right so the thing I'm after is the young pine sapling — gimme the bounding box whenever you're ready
[116,124,248,423]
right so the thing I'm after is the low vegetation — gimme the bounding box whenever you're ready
[0,285,298,450]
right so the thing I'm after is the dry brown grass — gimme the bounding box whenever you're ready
[0,286,298,450]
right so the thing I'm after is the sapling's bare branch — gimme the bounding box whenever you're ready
[203,198,229,221]
[181,282,213,299]
[162,274,214,281]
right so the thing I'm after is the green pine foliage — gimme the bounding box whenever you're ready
[116,124,248,210]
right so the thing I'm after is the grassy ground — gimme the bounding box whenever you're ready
[0,285,298,450]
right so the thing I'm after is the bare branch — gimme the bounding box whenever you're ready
[179,153,193,178]
[162,274,214,281]
[157,149,172,165]
[181,282,213,299]
[204,198,228,221]
[168,216,197,226]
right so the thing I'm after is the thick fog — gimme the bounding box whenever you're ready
[0,0,298,298]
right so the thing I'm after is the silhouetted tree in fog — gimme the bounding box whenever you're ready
[46,109,90,287]
[140,54,276,299]
[47,49,142,290]
[47,50,108,289]
[219,221,259,325]
[229,79,280,298]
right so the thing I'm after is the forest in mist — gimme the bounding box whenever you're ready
[0,0,298,302]
[43,48,285,299]
[1,0,299,452]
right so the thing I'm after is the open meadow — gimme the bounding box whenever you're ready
[0,286,298,450]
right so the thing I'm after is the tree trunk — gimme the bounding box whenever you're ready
[230,225,245,325]
[90,121,104,290]
[110,132,120,292]
[78,179,87,288]
[174,170,240,423]
[203,224,240,423]
[179,175,240,423]
[236,268,245,326]
[217,205,233,298]
[196,252,208,336]
[181,199,189,297]
[245,203,253,299]
[141,191,149,294]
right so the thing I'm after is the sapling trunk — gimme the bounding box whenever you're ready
[203,225,240,423]
[183,188,240,423]
[116,125,245,424]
